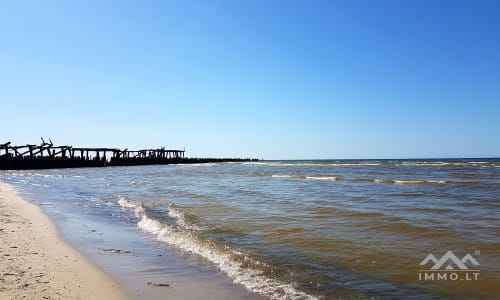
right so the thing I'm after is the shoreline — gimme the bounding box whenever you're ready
[0,182,129,300]
[0,180,268,300]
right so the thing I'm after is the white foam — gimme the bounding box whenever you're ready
[120,201,316,300]
[373,179,447,185]
[246,162,297,167]
[393,180,447,185]
[118,196,145,216]
[246,161,382,167]
[177,163,218,167]
[131,180,150,186]
[168,204,202,231]
[31,173,61,178]
[153,217,315,299]
[325,163,381,167]
[138,215,164,234]
[426,180,447,184]
[271,174,305,179]
[305,176,340,181]
[393,180,426,185]
[28,182,49,188]
[398,161,498,168]
[400,162,449,166]
[272,174,294,178]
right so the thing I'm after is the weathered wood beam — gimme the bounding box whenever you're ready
[18,145,38,156]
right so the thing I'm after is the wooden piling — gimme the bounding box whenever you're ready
[0,140,257,170]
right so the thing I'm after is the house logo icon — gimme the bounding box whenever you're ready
[418,250,480,281]
[420,250,479,270]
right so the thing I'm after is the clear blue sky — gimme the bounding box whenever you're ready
[1,0,499,159]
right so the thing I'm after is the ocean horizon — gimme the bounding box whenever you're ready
[1,158,499,299]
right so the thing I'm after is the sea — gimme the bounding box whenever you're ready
[1,159,499,299]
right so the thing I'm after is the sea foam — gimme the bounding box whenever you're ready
[167,203,202,231]
[306,176,341,181]
[118,197,317,300]
[372,179,448,185]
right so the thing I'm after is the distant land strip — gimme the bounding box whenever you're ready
[0,139,257,170]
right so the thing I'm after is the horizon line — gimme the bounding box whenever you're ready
[263,156,500,161]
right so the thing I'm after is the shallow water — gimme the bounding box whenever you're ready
[2,158,499,299]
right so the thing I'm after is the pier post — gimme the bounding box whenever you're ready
[0,141,247,170]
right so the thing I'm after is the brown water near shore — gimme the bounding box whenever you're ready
[2,159,499,299]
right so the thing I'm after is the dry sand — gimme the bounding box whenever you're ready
[0,182,129,300]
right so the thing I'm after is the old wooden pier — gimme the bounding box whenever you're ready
[0,140,255,170]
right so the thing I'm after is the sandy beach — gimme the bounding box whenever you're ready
[0,182,129,300]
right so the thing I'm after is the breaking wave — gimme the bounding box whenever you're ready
[305,176,342,181]
[244,160,500,168]
[271,174,305,179]
[372,179,447,185]
[118,197,317,300]
[245,161,381,167]
[118,196,145,216]
[272,174,342,181]
[167,203,202,231]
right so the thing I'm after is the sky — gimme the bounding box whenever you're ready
[1,0,499,159]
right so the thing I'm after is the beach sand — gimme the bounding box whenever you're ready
[0,182,129,300]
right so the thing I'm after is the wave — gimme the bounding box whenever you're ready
[249,162,301,167]
[324,163,381,167]
[131,180,150,186]
[305,176,342,181]
[363,178,499,187]
[399,162,450,167]
[272,174,341,181]
[118,196,145,216]
[244,160,500,168]
[243,162,270,166]
[178,163,218,167]
[8,172,62,178]
[167,203,202,231]
[271,174,306,179]
[118,197,316,300]
[393,180,447,185]
[245,161,381,167]
[399,161,500,168]
[371,179,447,185]
[28,182,50,188]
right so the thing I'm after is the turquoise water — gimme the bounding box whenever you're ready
[2,159,499,299]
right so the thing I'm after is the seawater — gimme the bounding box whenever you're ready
[2,159,499,299]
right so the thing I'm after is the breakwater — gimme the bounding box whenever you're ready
[0,140,256,170]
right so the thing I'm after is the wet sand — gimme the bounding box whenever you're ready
[0,182,129,300]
